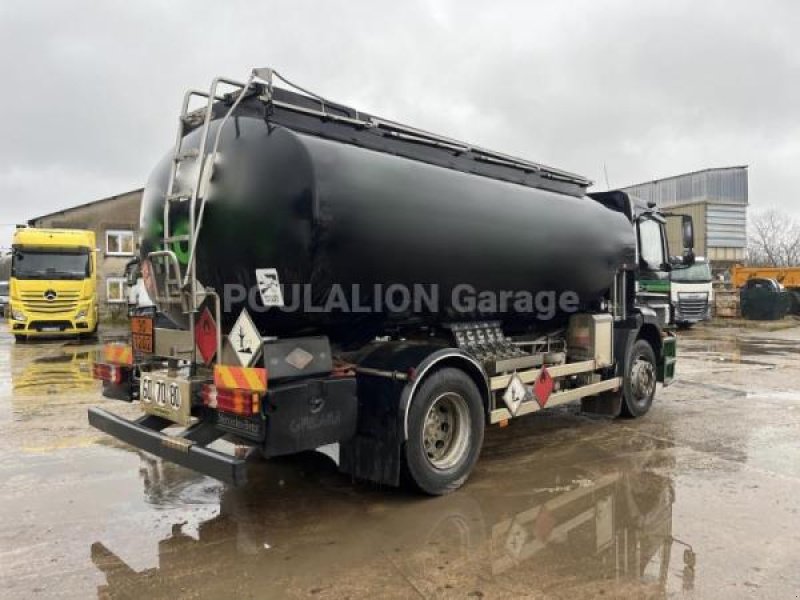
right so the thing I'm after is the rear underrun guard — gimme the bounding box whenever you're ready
[88,407,248,486]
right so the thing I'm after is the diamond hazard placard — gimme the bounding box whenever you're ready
[195,307,218,365]
[503,373,531,416]
[229,309,262,367]
[534,367,554,408]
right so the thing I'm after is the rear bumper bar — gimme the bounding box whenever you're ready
[88,407,248,486]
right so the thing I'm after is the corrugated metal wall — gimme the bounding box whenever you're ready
[663,203,746,261]
[622,166,748,209]
[707,246,745,262]
[622,167,747,262]
[665,203,706,258]
[706,203,747,248]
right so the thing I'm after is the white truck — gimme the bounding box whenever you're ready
[670,258,712,327]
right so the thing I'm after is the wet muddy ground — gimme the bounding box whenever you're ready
[1,322,800,598]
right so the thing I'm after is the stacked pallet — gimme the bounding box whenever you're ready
[714,286,740,318]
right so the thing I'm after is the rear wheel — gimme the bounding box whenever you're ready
[403,368,485,496]
[14,335,26,343]
[620,339,657,418]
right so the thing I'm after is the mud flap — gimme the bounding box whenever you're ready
[339,372,405,487]
[581,389,623,417]
[658,334,677,385]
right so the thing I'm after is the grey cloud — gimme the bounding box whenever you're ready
[1,0,799,247]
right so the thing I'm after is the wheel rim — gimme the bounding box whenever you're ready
[630,354,656,407]
[422,392,471,470]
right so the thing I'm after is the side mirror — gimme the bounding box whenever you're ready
[682,215,695,252]
[681,215,695,265]
[124,257,141,287]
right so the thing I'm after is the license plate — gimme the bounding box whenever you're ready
[140,372,192,425]
[131,316,155,354]
[41,326,60,332]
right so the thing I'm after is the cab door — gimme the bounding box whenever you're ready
[636,216,672,326]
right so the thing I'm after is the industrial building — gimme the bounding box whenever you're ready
[27,189,143,317]
[622,166,748,269]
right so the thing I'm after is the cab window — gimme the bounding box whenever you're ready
[638,219,666,270]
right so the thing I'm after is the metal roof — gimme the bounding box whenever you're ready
[620,166,748,208]
[27,188,143,225]
[621,165,747,188]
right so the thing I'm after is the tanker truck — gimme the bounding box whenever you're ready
[89,68,695,495]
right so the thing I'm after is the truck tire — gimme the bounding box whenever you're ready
[620,339,657,418]
[403,368,485,496]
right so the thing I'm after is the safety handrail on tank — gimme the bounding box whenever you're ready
[157,76,253,366]
[181,76,254,292]
[258,68,592,188]
[167,67,594,324]
[162,88,218,263]
[146,250,184,308]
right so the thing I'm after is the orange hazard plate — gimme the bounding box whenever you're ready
[131,315,155,354]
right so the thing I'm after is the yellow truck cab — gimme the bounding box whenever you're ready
[8,228,98,341]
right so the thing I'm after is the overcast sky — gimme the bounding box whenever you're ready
[1,0,798,248]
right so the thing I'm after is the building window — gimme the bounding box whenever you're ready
[106,230,135,256]
[106,278,127,304]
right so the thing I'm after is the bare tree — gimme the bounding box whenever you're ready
[747,209,800,266]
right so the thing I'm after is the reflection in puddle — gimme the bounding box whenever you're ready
[676,333,800,376]
[92,445,696,598]
[11,342,98,396]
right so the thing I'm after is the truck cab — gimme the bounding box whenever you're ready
[8,228,98,341]
[669,258,712,326]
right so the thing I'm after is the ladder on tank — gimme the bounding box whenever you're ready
[155,74,265,313]
[149,72,279,365]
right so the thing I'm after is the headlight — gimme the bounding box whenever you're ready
[11,307,25,321]
[75,309,88,320]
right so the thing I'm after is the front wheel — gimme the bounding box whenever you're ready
[403,368,485,496]
[620,339,657,418]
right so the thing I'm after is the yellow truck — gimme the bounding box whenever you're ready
[7,228,98,341]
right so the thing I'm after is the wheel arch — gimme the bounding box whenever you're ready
[613,308,665,377]
[636,322,663,363]
[400,349,490,441]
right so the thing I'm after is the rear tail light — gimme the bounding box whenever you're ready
[93,362,123,385]
[102,344,133,366]
[213,365,267,393]
[201,384,261,416]
[202,366,267,416]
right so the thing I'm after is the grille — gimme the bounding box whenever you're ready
[677,294,708,320]
[20,291,80,315]
[29,320,73,332]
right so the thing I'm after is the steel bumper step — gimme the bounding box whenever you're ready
[88,406,248,486]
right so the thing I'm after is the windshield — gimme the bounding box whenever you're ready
[12,248,91,280]
[672,262,711,283]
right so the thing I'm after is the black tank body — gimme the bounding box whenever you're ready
[141,98,635,347]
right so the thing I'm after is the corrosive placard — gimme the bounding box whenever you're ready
[229,309,262,367]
